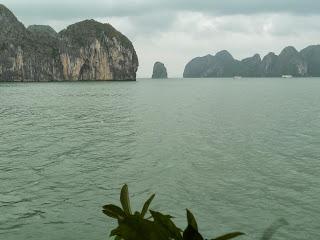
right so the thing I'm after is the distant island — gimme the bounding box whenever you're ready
[152,62,168,79]
[184,45,320,78]
[0,4,138,82]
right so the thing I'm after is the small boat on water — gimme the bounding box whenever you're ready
[282,75,293,78]
[233,76,242,79]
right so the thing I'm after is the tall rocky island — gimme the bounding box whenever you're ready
[152,62,168,79]
[183,46,320,78]
[0,4,138,81]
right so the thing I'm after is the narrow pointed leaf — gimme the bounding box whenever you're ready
[186,209,198,231]
[102,204,126,220]
[183,225,204,240]
[141,194,155,218]
[150,210,183,240]
[120,184,132,215]
[110,226,121,237]
[211,232,245,240]
[111,215,168,240]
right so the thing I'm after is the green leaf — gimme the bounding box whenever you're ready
[110,226,122,237]
[102,204,126,220]
[150,210,183,240]
[186,209,198,231]
[211,232,245,240]
[183,225,204,240]
[141,194,155,218]
[120,184,132,215]
[110,214,169,240]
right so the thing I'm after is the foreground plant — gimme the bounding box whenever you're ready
[102,184,244,240]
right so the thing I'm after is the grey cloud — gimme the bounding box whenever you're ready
[3,0,320,22]
[174,0,320,15]
[3,0,320,34]
[126,11,177,35]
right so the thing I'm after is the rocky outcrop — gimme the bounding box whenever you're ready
[300,45,320,77]
[211,50,241,77]
[260,52,280,77]
[27,25,58,38]
[183,55,215,78]
[277,46,307,77]
[152,62,168,78]
[240,54,261,77]
[183,50,241,78]
[0,4,138,81]
[184,45,319,78]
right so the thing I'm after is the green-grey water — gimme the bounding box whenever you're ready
[1,78,320,240]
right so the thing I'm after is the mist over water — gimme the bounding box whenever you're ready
[1,78,320,240]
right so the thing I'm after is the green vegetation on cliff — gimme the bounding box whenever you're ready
[152,62,168,79]
[28,25,58,38]
[183,45,320,78]
[0,4,138,81]
[59,20,133,49]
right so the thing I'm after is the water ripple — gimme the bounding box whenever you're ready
[1,79,320,240]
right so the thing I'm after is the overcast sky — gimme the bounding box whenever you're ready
[2,0,320,77]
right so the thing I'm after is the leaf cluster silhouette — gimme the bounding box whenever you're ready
[102,184,245,240]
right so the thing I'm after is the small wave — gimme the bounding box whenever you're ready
[0,223,26,231]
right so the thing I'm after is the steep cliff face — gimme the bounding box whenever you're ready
[152,62,168,78]
[183,50,240,78]
[260,52,280,77]
[184,45,318,78]
[277,46,307,77]
[0,5,26,42]
[0,14,62,81]
[300,45,320,76]
[183,54,215,78]
[59,20,138,81]
[213,50,241,77]
[240,54,261,77]
[0,5,138,81]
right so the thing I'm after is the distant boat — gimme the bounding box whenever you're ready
[233,76,242,79]
[282,75,293,78]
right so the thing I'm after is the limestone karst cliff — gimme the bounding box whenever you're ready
[240,54,261,77]
[0,4,138,81]
[184,46,318,78]
[183,51,241,78]
[152,62,168,79]
[300,45,320,77]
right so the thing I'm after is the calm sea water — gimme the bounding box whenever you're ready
[0,78,320,240]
